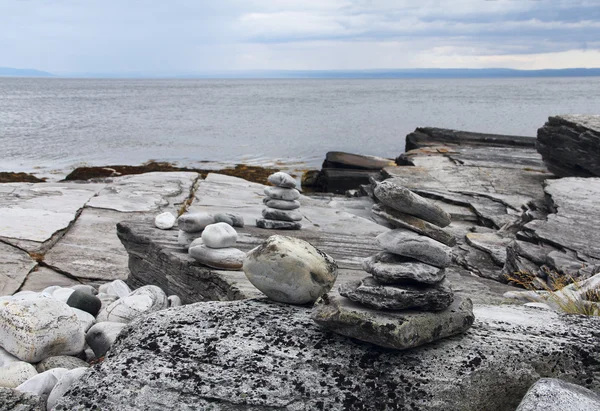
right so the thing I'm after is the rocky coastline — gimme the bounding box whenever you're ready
[1,114,600,410]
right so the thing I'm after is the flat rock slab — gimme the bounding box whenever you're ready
[18,267,81,293]
[86,172,198,213]
[465,232,512,266]
[44,208,143,282]
[55,299,600,411]
[0,242,36,296]
[0,182,106,251]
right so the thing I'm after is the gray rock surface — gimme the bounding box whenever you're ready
[264,186,300,201]
[96,285,168,323]
[18,267,80,293]
[98,280,131,299]
[262,207,303,222]
[313,293,471,350]
[372,203,456,246]
[66,290,102,316]
[177,212,214,233]
[188,244,245,270]
[339,277,454,311]
[323,151,396,170]
[0,387,45,411]
[374,180,452,227]
[85,322,127,358]
[516,378,600,411]
[213,212,244,227]
[16,368,68,401]
[0,362,38,388]
[256,219,302,230]
[52,298,600,411]
[267,172,297,188]
[201,222,238,249]
[243,235,338,305]
[404,127,536,152]
[0,242,37,296]
[36,356,89,373]
[47,367,88,410]
[363,252,446,285]
[263,198,301,210]
[536,115,600,177]
[377,229,453,268]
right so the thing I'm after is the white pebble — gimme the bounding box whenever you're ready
[155,212,176,230]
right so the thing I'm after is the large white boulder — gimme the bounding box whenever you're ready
[243,235,338,305]
[0,296,86,362]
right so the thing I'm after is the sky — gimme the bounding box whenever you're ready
[1,0,599,74]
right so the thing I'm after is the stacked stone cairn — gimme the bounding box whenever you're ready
[312,180,475,350]
[0,280,179,409]
[256,172,303,230]
[176,212,246,270]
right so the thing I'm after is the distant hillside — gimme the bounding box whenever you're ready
[0,67,53,77]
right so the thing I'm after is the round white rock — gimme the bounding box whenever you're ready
[155,212,176,230]
[201,222,238,249]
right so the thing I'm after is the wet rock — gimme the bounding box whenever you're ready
[536,115,600,177]
[0,362,37,388]
[52,299,600,411]
[86,322,127,358]
[374,181,451,227]
[66,290,102,317]
[516,378,600,411]
[0,297,85,363]
[177,212,214,233]
[256,219,302,230]
[263,198,301,210]
[262,208,303,222]
[263,186,300,201]
[339,277,454,311]
[154,212,176,230]
[36,356,89,373]
[188,244,245,270]
[47,367,88,410]
[372,203,456,246]
[243,235,338,305]
[267,172,296,188]
[201,222,238,249]
[377,229,452,268]
[0,386,45,410]
[363,252,446,285]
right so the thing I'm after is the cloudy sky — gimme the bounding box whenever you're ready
[1,0,599,74]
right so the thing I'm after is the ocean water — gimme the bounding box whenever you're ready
[1,77,599,178]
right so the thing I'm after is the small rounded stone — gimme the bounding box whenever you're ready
[67,290,102,317]
[201,222,238,249]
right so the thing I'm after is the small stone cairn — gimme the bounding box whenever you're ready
[256,172,302,230]
[176,212,246,270]
[312,180,474,350]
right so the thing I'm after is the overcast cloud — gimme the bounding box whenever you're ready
[0,0,599,73]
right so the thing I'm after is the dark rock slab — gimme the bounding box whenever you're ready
[363,251,446,285]
[516,378,600,411]
[55,298,600,411]
[404,127,536,151]
[256,218,302,230]
[465,232,512,266]
[323,151,396,170]
[313,168,381,194]
[372,203,456,246]
[536,115,600,177]
[339,277,454,311]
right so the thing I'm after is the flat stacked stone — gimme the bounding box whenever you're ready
[256,172,302,230]
[188,222,245,270]
[313,181,474,350]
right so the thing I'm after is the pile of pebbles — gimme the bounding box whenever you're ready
[312,181,474,350]
[174,212,246,270]
[257,172,303,230]
[0,280,179,409]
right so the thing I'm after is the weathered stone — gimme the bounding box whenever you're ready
[51,299,600,411]
[177,212,214,233]
[313,168,381,194]
[516,378,600,411]
[85,322,127,358]
[263,198,301,210]
[377,229,453,268]
[372,203,456,246]
[213,212,244,228]
[404,127,536,152]
[154,212,176,230]
[323,151,396,170]
[465,232,512,266]
[66,290,102,317]
[51,288,75,304]
[201,222,238,249]
[243,235,338,305]
[0,347,19,368]
[0,242,36,296]
[536,115,600,177]
[47,367,88,410]
[98,280,131,299]
[256,219,302,230]
[363,252,446,285]
[36,356,89,373]
[339,277,454,311]
[167,295,182,307]
[0,362,37,389]
[177,230,197,250]
[188,244,245,270]
[267,172,296,188]
[72,308,96,332]
[70,285,97,295]
[96,285,168,324]
[19,267,80,293]
[16,368,68,400]
[374,180,451,228]
[0,386,45,410]
[262,207,303,222]
[0,296,85,362]
[264,186,300,201]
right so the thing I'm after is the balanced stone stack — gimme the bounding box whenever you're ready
[312,180,474,350]
[257,172,303,230]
